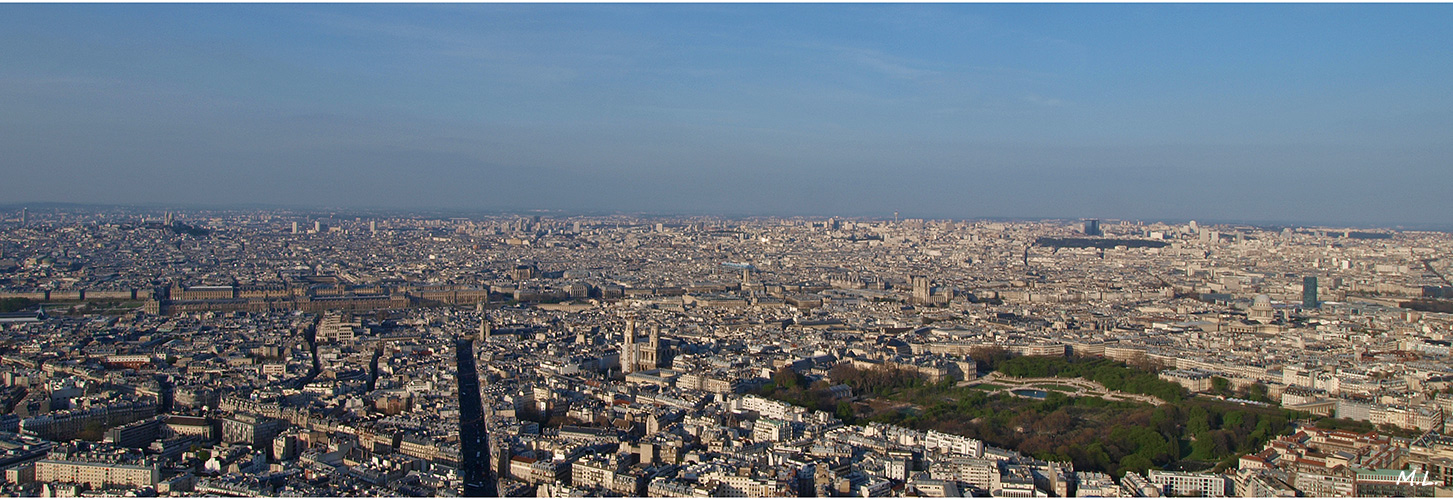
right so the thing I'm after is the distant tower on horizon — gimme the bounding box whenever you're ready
[1082,219,1102,236]
[370,220,377,234]
[1303,276,1320,309]
[19,207,26,227]
[291,221,299,234]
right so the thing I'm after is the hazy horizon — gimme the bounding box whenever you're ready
[5,201,1447,233]
[3,4,1451,228]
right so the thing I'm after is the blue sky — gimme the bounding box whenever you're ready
[2,4,1450,226]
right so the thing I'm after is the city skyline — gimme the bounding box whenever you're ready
[3,201,1450,234]
[3,4,1452,227]
[3,206,1453,496]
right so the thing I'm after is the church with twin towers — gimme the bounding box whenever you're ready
[620,319,673,374]
[475,303,674,375]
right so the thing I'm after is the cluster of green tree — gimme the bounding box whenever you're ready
[756,365,858,423]
[863,383,1301,478]
[140,221,206,236]
[544,414,586,428]
[1210,377,1232,395]
[76,421,106,442]
[0,297,35,313]
[1311,416,1425,439]
[514,405,550,427]
[1207,377,1273,403]
[759,356,1307,478]
[997,356,1188,403]
[757,363,945,423]
[963,295,1005,305]
[827,363,931,396]
[967,346,1013,373]
[1034,237,1170,249]
[159,222,210,237]
[1181,401,1294,469]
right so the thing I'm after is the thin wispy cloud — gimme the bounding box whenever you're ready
[842,48,939,80]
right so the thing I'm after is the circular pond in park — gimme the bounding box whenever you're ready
[1011,389,1048,399]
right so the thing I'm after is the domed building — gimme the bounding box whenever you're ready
[1248,294,1276,323]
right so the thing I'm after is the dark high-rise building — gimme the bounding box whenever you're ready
[1082,219,1102,236]
[456,338,497,496]
[1304,276,1319,309]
